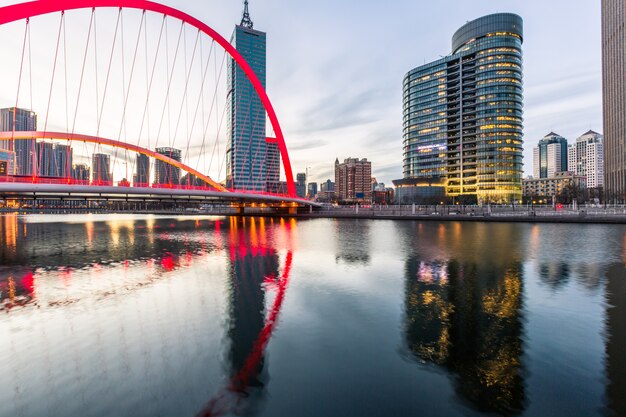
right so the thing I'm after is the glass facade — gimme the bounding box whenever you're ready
[226,25,269,192]
[154,147,182,186]
[0,107,37,176]
[403,13,524,203]
[535,133,568,178]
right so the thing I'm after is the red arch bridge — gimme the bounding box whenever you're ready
[0,0,316,210]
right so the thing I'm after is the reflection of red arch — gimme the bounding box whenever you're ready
[0,0,296,197]
[198,250,293,417]
[0,131,228,191]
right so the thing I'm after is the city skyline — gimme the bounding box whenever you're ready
[0,0,602,186]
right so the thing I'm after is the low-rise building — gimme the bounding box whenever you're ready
[522,171,587,203]
[392,176,446,204]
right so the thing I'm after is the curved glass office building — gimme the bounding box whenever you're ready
[402,13,523,203]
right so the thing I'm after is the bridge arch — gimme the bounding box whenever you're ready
[0,131,229,191]
[0,0,296,197]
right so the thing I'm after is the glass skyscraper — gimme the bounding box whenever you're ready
[532,132,568,178]
[602,0,626,202]
[226,2,280,193]
[154,147,181,186]
[403,13,524,203]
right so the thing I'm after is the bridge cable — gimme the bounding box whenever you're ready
[137,14,166,153]
[71,9,95,136]
[154,20,184,185]
[204,49,228,182]
[13,18,28,152]
[96,8,121,138]
[172,29,200,179]
[141,13,153,186]
[188,37,215,180]
[113,10,145,184]
[212,68,233,184]
[110,8,127,185]
[61,14,68,179]
[42,13,65,180]
[27,20,40,178]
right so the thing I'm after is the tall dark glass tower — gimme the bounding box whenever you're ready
[602,0,626,202]
[403,13,524,203]
[134,153,150,186]
[226,1,278,192]
[92,153,111,185]
[154,147,181,186]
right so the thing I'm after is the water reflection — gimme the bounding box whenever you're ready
[538,263,570,290]
[605,264,626,417]
[0,214,296,417]
[399,222,526,415]
[198,217,295,417]
[0,215,222,311]
[334,219,371,265]
[226,218,278,413]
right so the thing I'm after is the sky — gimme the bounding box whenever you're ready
[0,0,603,186]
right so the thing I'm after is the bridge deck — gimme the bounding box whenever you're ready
[0,183,319,206]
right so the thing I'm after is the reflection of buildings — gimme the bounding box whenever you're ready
[334,219,371,265]
[399,222,526,414]
[224,217,279,413]
[538,262,570,290]
[605,265,626,417]
[405,258,525,414]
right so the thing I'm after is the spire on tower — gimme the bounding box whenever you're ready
[240,0,254,29]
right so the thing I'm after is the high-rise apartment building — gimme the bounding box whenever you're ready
[54,144,72,178]
[71,164,90,182]
[320,179,335,192]
[35,142,54,177]
[154,147,181,186]
[533,132,568,178]
[134,154,150,186]
[335,157,372,204]
[265,142,281,192]
[92,153,111,185]
[568,130,604,189]
[402,13,523,203]
[307,182,318,198]
[296,172,306,198]
[0,107,37,176]
[602,0,626,201]
[226,1,276,192]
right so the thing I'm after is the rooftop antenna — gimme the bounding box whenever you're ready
[241,0,254,29]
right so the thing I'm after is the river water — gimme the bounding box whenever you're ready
[0,214,624,417]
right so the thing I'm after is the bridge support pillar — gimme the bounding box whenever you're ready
[237,206,245,215]
[288,207,297,215]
